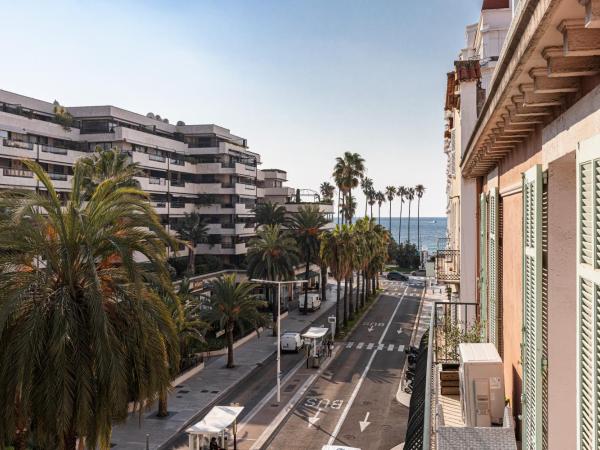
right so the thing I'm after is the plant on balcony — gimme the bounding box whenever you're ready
[0,160,179,449]
[203,275,267,368]
[175,212,210,276]
[436,315,483,362]
[52,100,74,131]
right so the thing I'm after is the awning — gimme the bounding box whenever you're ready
[302,327,329,339]
[186,406,244,435]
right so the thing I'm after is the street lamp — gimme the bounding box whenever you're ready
[250,278,308,403]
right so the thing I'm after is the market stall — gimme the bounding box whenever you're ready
[186,405,244,450]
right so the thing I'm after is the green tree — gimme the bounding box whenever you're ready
[253,201,287,227]
[367,188,376,219]
[333,152,365,225]
[175,212,210,276]
[319,182,335,203]
[203,275,267,368]
[361,177,373,217]
[246,225,300,335]
[375,190,385,225]
[320,226,352,328]
[385,186,396,231]
[0,161,179,450]
[288,205,329,314]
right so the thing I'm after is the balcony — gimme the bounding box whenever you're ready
[37,144,88,165]
[0,168,36,188]
[235,183,257,196]
[136,176,168,192]
[235,222,256,235]
[435,249,460,283]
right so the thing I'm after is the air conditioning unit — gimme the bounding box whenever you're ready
[458,343,505,427]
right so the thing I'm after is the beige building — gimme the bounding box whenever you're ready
[0,89,263,265]
[430,0,600,448]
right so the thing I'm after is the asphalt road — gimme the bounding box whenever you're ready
[265,280,423,450]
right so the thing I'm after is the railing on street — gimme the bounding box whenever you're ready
[435,249,460,282]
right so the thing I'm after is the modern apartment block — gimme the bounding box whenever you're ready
[429,0,600,448]
[0,89,263,265]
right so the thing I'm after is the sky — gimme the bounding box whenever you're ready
[0,0,483,217]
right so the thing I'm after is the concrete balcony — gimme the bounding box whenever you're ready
[115,126,188,153]
[235,183,257,196]
[236,223,256,235]
[0,168,37,188]
[235,163,257,178]
[234,242,247,254]
[169,202,196,216]
[235,203,254,215]
[0,139,36,160]
[196,203,234,215]
[136,176,169,193]
[47,173,72,191]
[206,223,235,235]
[169,181,192,194]
[256,187,265,198]
[265,186,295,198]
[195,162,234,175]
[196,243,235,255]
[196,183,235,195]
[131,151,169,171]
[151,202,169,215]
[38,145,88,165]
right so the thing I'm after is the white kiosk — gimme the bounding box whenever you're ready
[302,326,330,368]
[187,405,244,450]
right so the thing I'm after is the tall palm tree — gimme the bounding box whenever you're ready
[375,191,385,225]
[75,146,141,195]
[204,275,267,368]
[0,161,179,450]
[333,152,365,225]
[406,187,415,243]
[246,225,300,335]
[319,181,335,204]
[340,193,357,224]
[385,186,396,231]
[288,205,329,313]
[367,188,376,219]
[396,186,407,244]
[361,177,373,217]
[415,184,426,255]
[320,225,353,327]
[253,201,287,227]
[176,212,210,275]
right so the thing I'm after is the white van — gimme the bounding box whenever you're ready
[299,293,322,312]
[281,332,303,352]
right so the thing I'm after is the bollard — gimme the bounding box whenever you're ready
[146,434,150,450]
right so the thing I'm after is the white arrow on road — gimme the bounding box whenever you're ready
[367,324,374,332]
[308,408,321,428]
[359,412,371,432]
[397,328,403,335]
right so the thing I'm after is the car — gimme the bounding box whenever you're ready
[387,271,408,281]
[281,332,303,352]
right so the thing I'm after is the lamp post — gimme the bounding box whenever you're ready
[251,278,308,403]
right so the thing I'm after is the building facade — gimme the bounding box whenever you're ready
[441,0,600,448]
[0,89,263,265]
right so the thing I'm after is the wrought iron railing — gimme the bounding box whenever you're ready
[435,249,460,282]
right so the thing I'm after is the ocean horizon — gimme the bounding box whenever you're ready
[332,216,447,251]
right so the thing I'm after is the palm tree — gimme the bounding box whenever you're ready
[204,275,267,368]
[320,225,353,327]
[333,152,365,225]
[396,186,407,244]
[253,201,287,227]
[0,161,179,449]
[176,212,210,275]
[406,187,415,243]
[247,225,300,335]
[288,205,329,313]
[320,182,335,204]
[375,191,385,225]
[340,193,357,224]
[367,188,376,219]
[415,184,426,256]
[385,186,396,231]
[75,146,141,195]
[361,177,373,217]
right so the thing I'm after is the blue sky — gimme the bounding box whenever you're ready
[0,0,482,216]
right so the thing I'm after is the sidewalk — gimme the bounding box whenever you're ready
[109,287,338,450]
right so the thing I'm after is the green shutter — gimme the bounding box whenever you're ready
[522,165,543,450]
[577,136,600,450]
[480,192,488,341]
[489,187,499,348]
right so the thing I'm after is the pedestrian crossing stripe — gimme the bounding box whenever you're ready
[341,342,406,352]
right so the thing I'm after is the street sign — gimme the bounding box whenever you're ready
[216,330,225,338]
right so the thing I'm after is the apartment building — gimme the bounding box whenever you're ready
[436,0,600,448]
[0,89,263,265]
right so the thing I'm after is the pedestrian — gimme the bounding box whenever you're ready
[210,437,220,450]
[328,340,334,357]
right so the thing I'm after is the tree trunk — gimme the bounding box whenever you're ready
[269,287,277,337]
[64,431,77,450]
[365,196,368,217]
[399,201,403,244]
[337,190,341,225]
[349,275,354,320]
[355,271,361,311]
[376,273,380,290]
[370,204,373,218]
[389,202,392,231]
[378,205,381,225]
[158,389,168,417]
[372,276,376,294]
[303,259,310,314]
[336,280,341,330]
[362,271,367,306]
[321,264,327,302]
[417,198,421,265]
[407,202,412,243]
[343,278,348,325]
[187,246,195,275]
[226,326,235,368]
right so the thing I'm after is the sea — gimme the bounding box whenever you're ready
[333,216,447,251]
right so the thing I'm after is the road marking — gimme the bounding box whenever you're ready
[397,328,403,334]
[327,285,409,445]
[359,411,371,432]
[346,341,354,349]
[388,344,394,351]
[356,342,364,349]
[366,343,374,350]
[308,408,321,428]
[377,344,384,351]
[397,344,405,352]
[367,324,374,332]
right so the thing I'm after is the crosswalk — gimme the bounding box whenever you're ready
[344,341,405,352]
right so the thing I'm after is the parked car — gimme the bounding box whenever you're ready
[387,271,409,281]
[281,332,303,352]
[299,292,322,311]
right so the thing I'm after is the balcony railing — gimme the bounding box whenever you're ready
[3,139,33,150]
[170,202,186,209]
[170,158,185,166]
[170,180,185,187]
[48,173,68,181]
[40,145,68,155]
[148,153,166,162]
[3,168,34,178]
[435,249,460,282]
[149,177,167,185]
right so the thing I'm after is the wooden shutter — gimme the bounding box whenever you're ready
[522,165,543,450]
[577,136,600,450]
[480,192,488,341]
[489,187,499,348]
